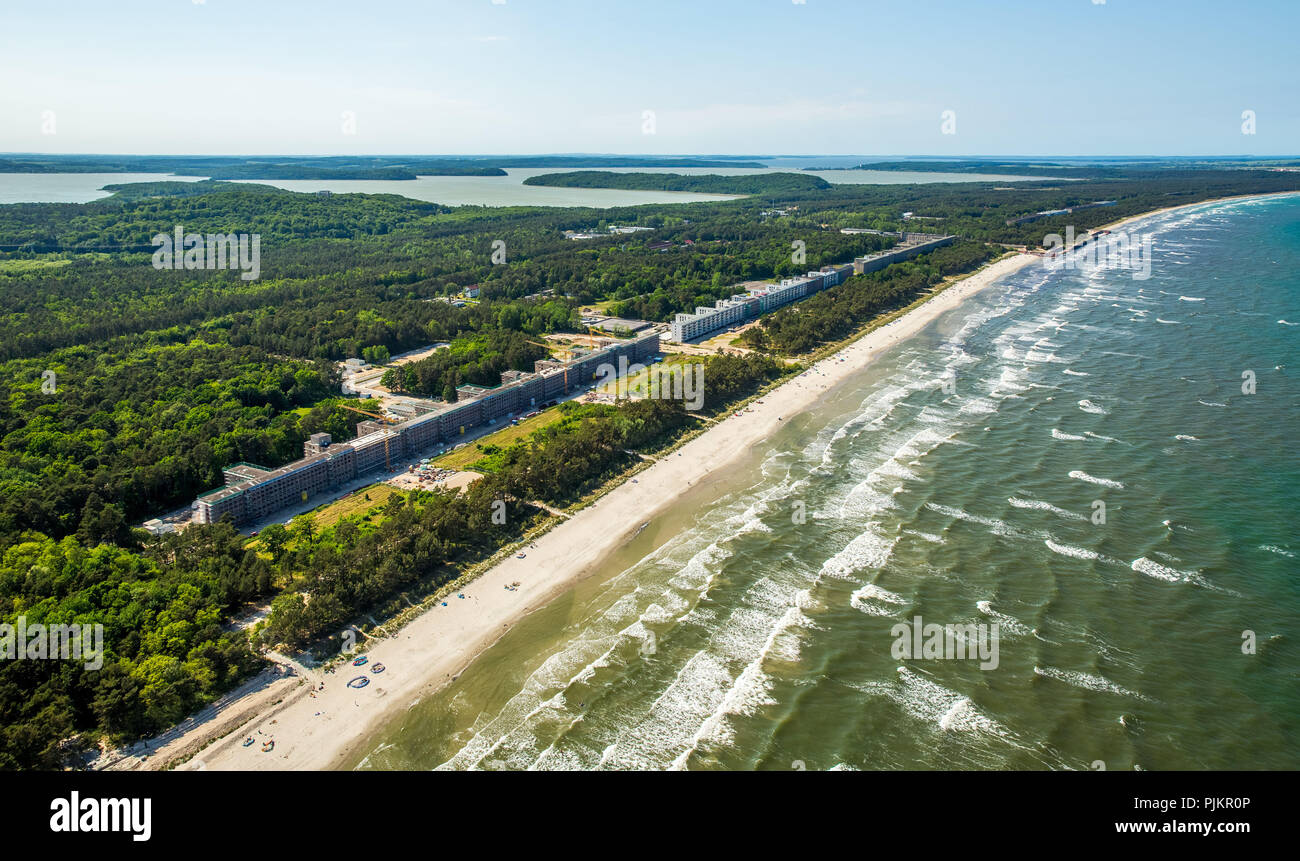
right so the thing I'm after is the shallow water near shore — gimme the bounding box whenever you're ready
[349,194,1300,771]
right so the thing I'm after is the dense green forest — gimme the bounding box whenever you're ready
[381,331,551,399]
[1,163,1297,767]
[0,340,363,546]
[826,160,1127,178]
[0,352,780,769]
[522,171,831,194]
[740,241,998,354]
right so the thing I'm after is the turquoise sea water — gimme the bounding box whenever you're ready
[351,194,1299,771]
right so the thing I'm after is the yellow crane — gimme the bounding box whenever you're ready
[340,402,397,473]
[525,339,577,393]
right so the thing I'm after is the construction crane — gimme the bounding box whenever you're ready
[340,402,396,472]
[586,324,632,402]
[525,339,576,393]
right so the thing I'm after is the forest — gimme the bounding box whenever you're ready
[381,331,552,399]
[0,352,780,769]
[1,163,1297,767]
[740,241,998,354]
[522,171,831,194]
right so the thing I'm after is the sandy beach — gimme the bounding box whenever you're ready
[122,250,1024,772]
[114,191,1298,773]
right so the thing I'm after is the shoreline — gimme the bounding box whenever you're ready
[129,190,1294,772]
[165,250,1037,772]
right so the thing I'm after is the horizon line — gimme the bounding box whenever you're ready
[4,152,1299,161]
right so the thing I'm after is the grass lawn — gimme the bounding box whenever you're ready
[310,483,403,528]
[433,408,564,469]
[592,353,689,398]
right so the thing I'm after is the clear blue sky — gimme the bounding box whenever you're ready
[2,0,1296,156]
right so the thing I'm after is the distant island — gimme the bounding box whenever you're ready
[489,157,766,168]
[523,171,830,194]
[0,158,502,180]
[0,154,767,181]
[824,158,1300,179]
[808,160,1119,179]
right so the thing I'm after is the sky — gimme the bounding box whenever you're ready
[2,0,1297,157]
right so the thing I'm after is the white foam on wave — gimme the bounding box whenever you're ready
[669,539,736,593]
[1130,556,1187,582]
[1062,368,1089,376]
[991,366,1030,396]
[975,600,1034,638]
[1044,539,1100,560]
[606,565,818,771]
[1198,400,1227,408]
[1034,666,1153,702]
[824,384,915,458]
[892,667,1010,735]
[924,502,1036,540]
[668,608,810,769]
[903,529,945,544]
[1069,470,1124,489]
[818,526,899,580]
[1051,428,1087,441]
[1279,319,1298,326]
[958,397,998,415]
[1128,557,1239,596]
[1178,296,1205,302]
[1077,399,1109,415]
[1155,318,1180,324]
[1010,497,1086,521]
[1260,544,1295,558]
[850,582,908,616]
[1174,434,1199,442]
[835,479,900,522]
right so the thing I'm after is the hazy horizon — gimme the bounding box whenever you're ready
[3,0,1296,157]
[4,152,1297,160]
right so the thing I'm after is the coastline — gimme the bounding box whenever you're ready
[1093,189,1300,235]
[164,250,1036,772]
[132,190,1296,773]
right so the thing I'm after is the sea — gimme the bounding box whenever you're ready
[347,193,1299,771]
[0,166,1055,207]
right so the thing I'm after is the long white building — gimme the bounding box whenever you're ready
[669,235,955,343]
[194,333,661,526]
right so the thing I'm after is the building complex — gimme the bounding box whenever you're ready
[669,234,955,342]
[193,333,660,526]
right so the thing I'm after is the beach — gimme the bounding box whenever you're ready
[118,250,1026,771]
[115,192,1297,772]
[355,190,1298,772]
